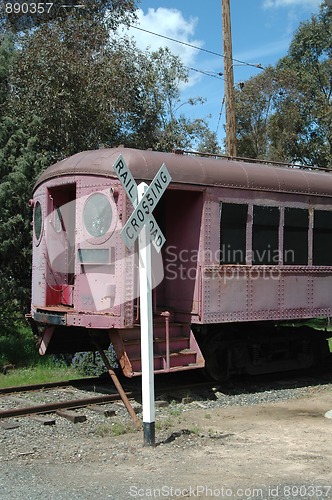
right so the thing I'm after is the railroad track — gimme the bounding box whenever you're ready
[0,385,137,429]
[1,365,331,430]
[0,371,213,429]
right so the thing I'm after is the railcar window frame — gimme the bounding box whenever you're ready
[219,201,332,268]
[313,210,332,266]
[33,200,43,245]
[283,207,309,265]
[220,202,248,264]
[252,205,280,265]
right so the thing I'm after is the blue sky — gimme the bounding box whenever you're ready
[124,0,324,147]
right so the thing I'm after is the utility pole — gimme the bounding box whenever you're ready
[222,0,237,157]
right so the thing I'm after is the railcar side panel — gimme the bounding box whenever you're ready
[198,185,332,324]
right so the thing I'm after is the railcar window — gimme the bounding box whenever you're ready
[83,193,112,238]
[220,203,247,264]
[54,207,63,233]
[283,208,308,265]
[252,206,279,265]
[313,211,332,266]
[34,201,42,241]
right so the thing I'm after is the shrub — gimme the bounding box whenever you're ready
[0,322,41,367]
[71,345,118,376]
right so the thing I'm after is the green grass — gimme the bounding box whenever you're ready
[0,322,82,388]
[0,364,81,388]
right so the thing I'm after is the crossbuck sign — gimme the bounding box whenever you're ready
[113,155,172,446]
[113,155,171,251]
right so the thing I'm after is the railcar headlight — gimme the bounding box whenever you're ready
[34,201,42,240]
[83,193,112,238]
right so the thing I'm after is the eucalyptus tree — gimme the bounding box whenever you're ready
[235,4,332,166]
[271,4,332,166]
[234,66,279,159]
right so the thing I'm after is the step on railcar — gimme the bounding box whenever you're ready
[28,147,332,380]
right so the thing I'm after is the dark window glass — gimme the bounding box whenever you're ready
[220,203,247,264]
[283,208,309,265]
[313,211,332,266]
[252,206,279,265]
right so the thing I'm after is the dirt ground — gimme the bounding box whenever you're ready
[1,384,332,499]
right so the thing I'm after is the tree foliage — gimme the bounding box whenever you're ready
[0,115,49,323]
[0,2,218,332]
[10,23,216,160]
[235,4,332,167]
[1,0,137,33]
[235,66,278,159]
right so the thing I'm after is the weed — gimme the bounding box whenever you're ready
[95,421,135,437]
[189,426,203,436]
[168,401,182,417]
[155,416,174,430]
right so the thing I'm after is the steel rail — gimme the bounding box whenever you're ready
[0,377,108,395]
[0,379,214,421]
[0,392,132,419]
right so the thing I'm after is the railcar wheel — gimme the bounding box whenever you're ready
[202,334,233,381]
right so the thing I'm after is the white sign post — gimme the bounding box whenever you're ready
[113,155,171,446]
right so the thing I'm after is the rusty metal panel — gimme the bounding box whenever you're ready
[199,265,332,324]
[282,274,311,310]
[250,270,280,313]
[205,268,247,314]
[312,273,332,309]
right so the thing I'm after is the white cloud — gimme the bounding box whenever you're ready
[263,0,321,8]
[235,38,291,63]
[127,8,203,68]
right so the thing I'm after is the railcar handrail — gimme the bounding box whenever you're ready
[173,148,331,173]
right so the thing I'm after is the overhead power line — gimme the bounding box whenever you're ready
[131,25,264,70]
[186,67,224,79]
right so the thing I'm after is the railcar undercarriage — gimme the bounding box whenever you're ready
[196,322,331,381]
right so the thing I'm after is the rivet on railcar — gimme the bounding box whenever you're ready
[28,148,332,380]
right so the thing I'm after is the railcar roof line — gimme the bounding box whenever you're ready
[33,147,332,197]
[173,148,330,172]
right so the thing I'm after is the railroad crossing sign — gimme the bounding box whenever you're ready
[113,154,172,447]
[113,156,171,252]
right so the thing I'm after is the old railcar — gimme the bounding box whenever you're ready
[29,147,332,380]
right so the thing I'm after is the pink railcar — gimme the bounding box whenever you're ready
[29,147,332,379]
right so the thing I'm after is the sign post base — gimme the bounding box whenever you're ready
[143,421,156,447]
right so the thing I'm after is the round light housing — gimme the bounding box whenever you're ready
[83,193,112,238]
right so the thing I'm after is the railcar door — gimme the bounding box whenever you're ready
[154,188,204,319]
[45,184,76,306]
